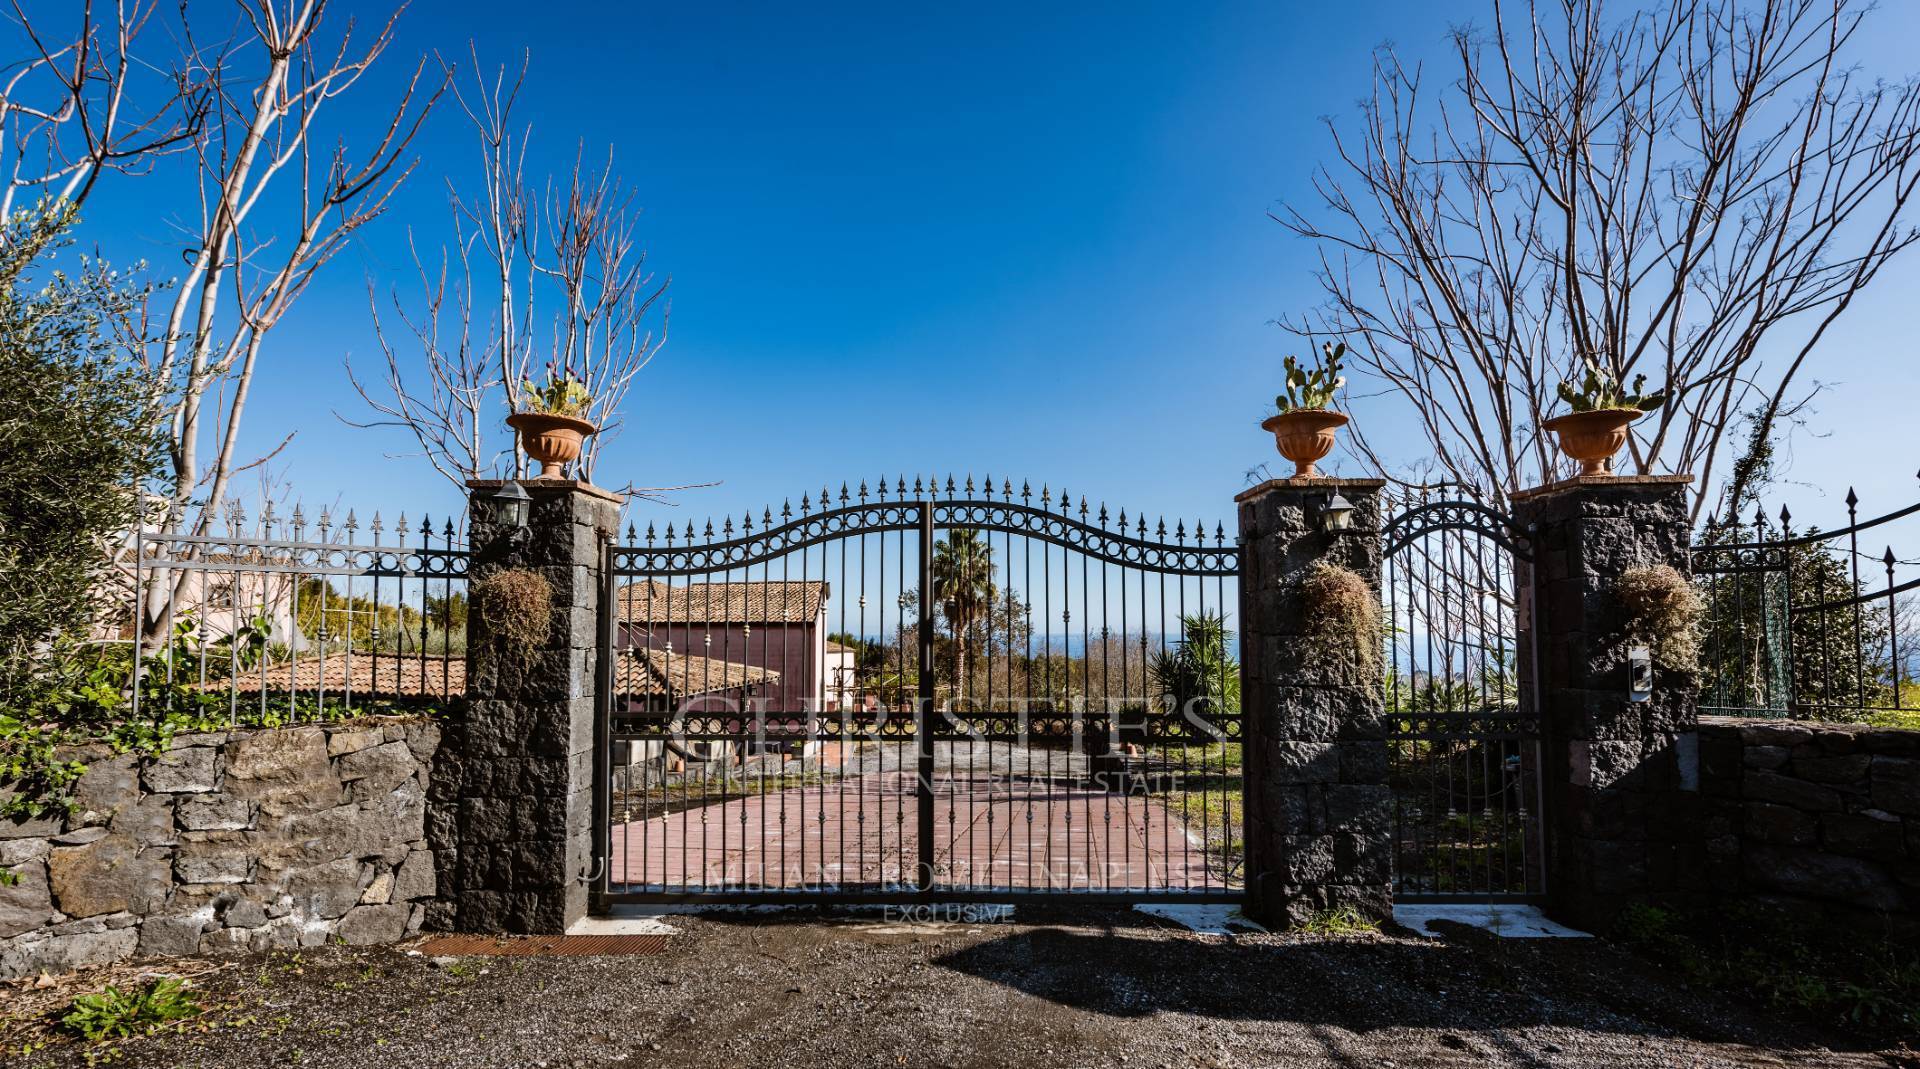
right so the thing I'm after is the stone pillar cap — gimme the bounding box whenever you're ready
[467,478,624,504]
[1510,474,1692,501]
[1236,477,1387,503]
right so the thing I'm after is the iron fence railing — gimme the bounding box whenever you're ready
[127,503,470,727]
[1694,485,1918,722]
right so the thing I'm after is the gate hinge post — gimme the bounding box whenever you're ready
[1509,474,1697,932]
[1235,478,1392,929]
[449,478,622,933]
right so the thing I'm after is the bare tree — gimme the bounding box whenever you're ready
[347,223,507,488]
[1279,0,1920,517]
[0,0,209,226]
[344,47,685,497]
[527,142,671,476]
[138,0,444,640]
[342,48,525,487]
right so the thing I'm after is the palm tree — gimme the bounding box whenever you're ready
[1149,613,1240,720]
[932,529,997,709]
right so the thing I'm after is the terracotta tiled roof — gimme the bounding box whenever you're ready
[228,653,464,699]
[614,648,781,699]
[218,649,777,702]
[617,581,828,625]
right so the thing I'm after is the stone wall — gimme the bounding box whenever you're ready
[0,719,439,979]
[1696,716,1920,932]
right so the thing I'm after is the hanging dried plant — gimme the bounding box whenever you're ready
[471,568,553,653]
[1295,561,1380,670]
[1615,564,1702,673]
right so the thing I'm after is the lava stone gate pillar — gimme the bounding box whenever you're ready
[427,479,619,933]
[1237,477,1392,927]
[1510,474,1698,932]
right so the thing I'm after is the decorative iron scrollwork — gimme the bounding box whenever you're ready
[1382,500,1531,560]
[611,709,1245,743]
[1387,709,1541,743]
[613,496,1239,577]
[1691,542,1788,576]
[139,532,469,579]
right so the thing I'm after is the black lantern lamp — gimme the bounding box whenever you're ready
[493,480,532,544]
[1319,491,1357,533]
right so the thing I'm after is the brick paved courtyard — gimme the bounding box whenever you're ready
[608,760,1231,892]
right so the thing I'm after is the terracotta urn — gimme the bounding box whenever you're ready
[506,411,597,478]
[1541,408,1642,477]
[1261,410,1350,479]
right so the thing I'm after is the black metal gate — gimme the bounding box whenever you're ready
[1381,495,1546,902]
[593,477,1243,904]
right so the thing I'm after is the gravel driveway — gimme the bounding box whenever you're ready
[12,905,1890,1069]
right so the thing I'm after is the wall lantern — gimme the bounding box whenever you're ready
[1319,492,1357,533]
[493,480,532,544]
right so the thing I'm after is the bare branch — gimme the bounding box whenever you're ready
[1281,0,1920,517]
[132,0,444,642]
[343,42,682,492]
[0,0,212,225]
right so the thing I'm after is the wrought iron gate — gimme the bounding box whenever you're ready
[593,477,1243,904]
[1382,494,1546,902]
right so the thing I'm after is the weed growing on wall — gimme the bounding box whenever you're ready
[1616,564,1703,672]
[1296,561,1380,671]
[470,569,553,658]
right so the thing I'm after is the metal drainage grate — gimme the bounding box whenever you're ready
[415,934,671,957]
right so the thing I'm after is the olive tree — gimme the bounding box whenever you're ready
[0,205,160,705]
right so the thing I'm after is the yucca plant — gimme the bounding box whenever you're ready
[1275,341,1348,414]
[1556,358,1667,413]
[1149,613,1241,718]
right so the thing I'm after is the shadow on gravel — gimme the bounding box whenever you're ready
[931,921,1861,1050]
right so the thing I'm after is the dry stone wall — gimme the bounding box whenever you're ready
[1697,716,1920,932]
[0,719,439,978]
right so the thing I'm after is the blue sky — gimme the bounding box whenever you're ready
[69,0,1920,540]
